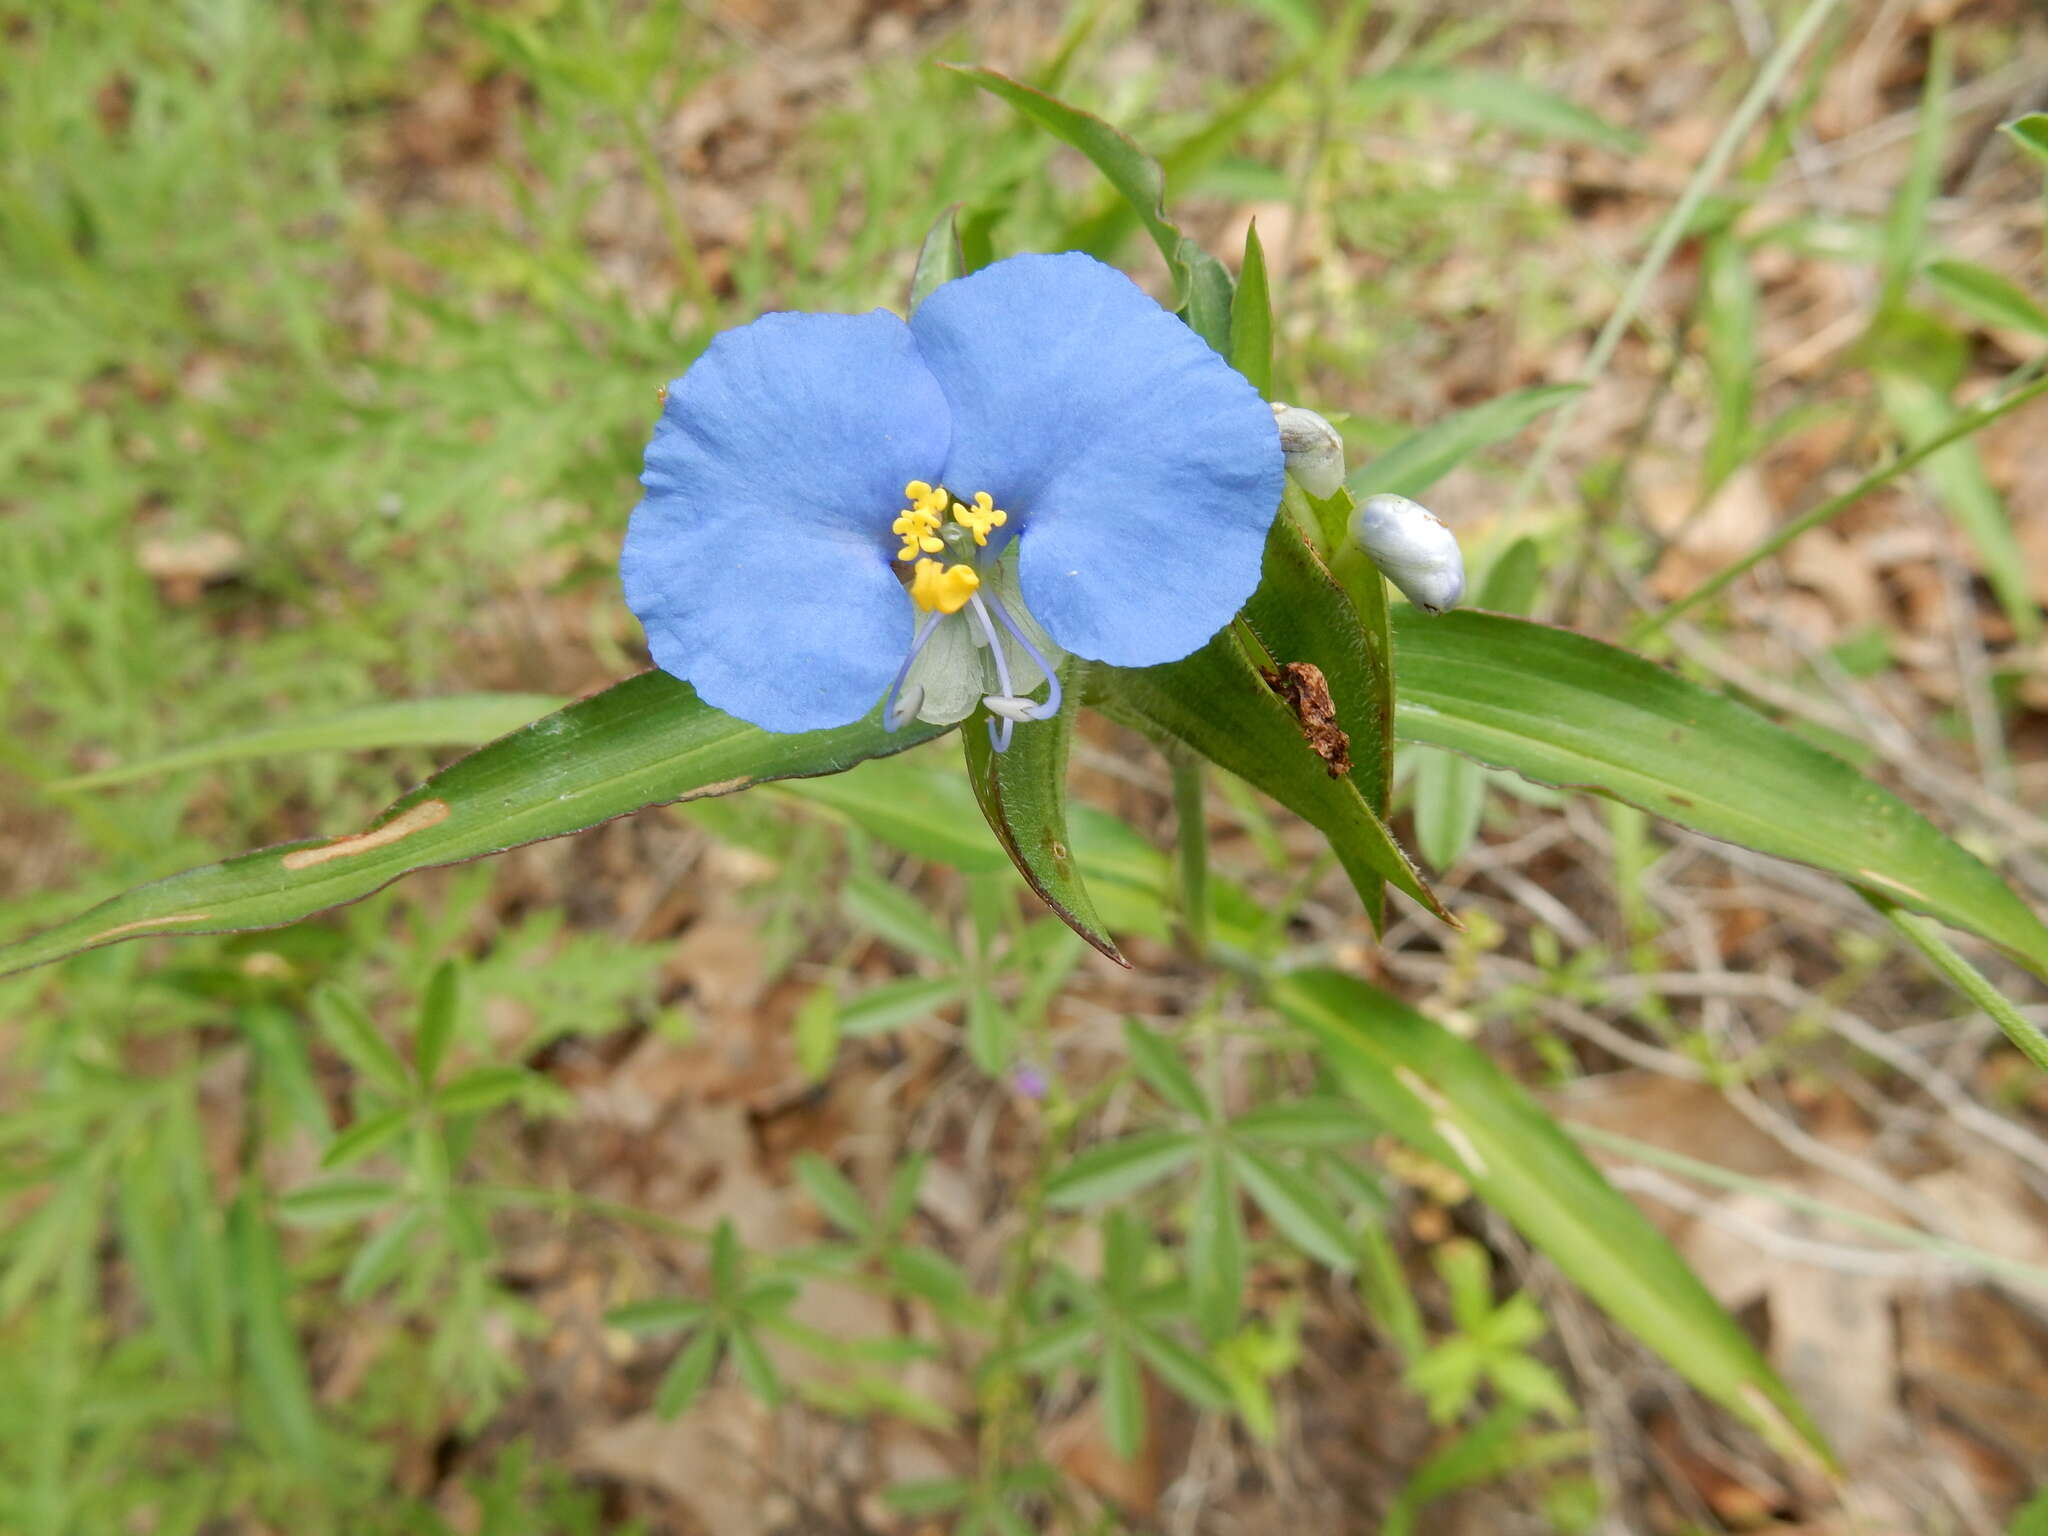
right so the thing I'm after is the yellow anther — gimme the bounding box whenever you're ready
[910,559,980,615]
[894,479,955,562]
[952,488,1009,547]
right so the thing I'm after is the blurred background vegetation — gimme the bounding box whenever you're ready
[4,0,2048,1531]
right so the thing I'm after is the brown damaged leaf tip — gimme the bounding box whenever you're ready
[1263,661,1352,778]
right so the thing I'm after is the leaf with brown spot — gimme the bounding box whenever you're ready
[1262,662,1351,778]
[3,673,951,977]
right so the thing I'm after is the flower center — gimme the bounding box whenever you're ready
[879,480,1064,751]
[892,480,1009,614]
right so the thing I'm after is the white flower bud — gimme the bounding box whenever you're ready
[1270,402,1346,500]
[1352,493,1465,614]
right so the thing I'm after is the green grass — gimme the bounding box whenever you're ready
[4,0,2044,1529]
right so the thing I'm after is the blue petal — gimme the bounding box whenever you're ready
[909,252,1282,667]
[622,310,952,733]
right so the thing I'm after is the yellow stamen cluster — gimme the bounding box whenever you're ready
[892,480,1011,561]
[892,480,950,562]
[910,558,980,615]
[954,489,1008,547]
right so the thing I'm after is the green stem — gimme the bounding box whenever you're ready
[1868,893,2048,1077]
[1631,370,2048,642]
[625,111,718,320]
[1511,0,1847,515]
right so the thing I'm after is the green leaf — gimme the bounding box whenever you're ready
[341,1206,428,1302]
[1923,258,2048,337]
[1228,1097,1372,1148]
[1099,1337,1145,1460]
[610,1298,714,1334]
[1880,33,1950,311]
[414,959,461,1085]
[1700,233,1759,489]
[431,1065,533,1117]
[1,673,952,978]
[1128,1323,1235,1412]
[841,871,960,964]
[728,1325,783,1405]
[1180,245,1235,357]
[1408,484,1533,873]
[2004,113,2048,168]
[1352,68,1641,154]
[319,1104,413,1171]
[1478,536,1544,616]
[2010,1485,2048,1536]
[1233,0,1321,49]
[1349,385,1583,501]
[51,694,565,790]
[1007,1313,1096,1374]
[313,987,414,1100]
[839,976,966,1037]
[1241,516,1396,820]
[1122,1018,1210,1121]
[1385,1404,1588,1536]
[909,203,965,312]
[1875,366,2039,642]
[229,1189,324,1471]
[962,666,1125,964]
[1187,1149,1244,1341]
[1229,221,1273,397]
[787,749,1008,873]
[1275,968,1830,1466]
[794,1153,872,1239]
[1226,1143,1356,1270]
[1412,744,1484,871]
[884,1479,975,1517]
[275,1179,400,1227]
[1092,625,1445,922]
[654,1327,722,1418]
[793,985,840,1081]
[1397,611,2048,972]
[943,64,1215,311]
[1044,1129,1201,1207]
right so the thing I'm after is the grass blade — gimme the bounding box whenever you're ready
[1392,611,2048,976]
[1276,969,1830,1466]
[2,674,951,977]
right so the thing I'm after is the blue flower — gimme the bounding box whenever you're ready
[622,252,1283,742]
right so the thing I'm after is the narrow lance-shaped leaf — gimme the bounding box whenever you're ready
[2003,113,2048,168]
[1409,537,1542,870]
[1240,515,1394,817]
[1391,610,2048,977]
[962,665,1126,965]
[1,673,952,977]
[1348,384,1583,502]
[1875,364,2039,644]
[909,203,966,312]
[943,64,1218,313]
[1350,68,1642,155]
[1092,625,1447,925]
[51,694,567,791]
[1229,220,1273,397]
[1274,969,1831,1466]
[1922,258,2048,338]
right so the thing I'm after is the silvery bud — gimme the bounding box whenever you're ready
[1270,402,1346,500]
[1352,493,1465,614]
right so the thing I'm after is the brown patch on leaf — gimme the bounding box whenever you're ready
[280,799,451,870]
[1263,661,1352,777]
